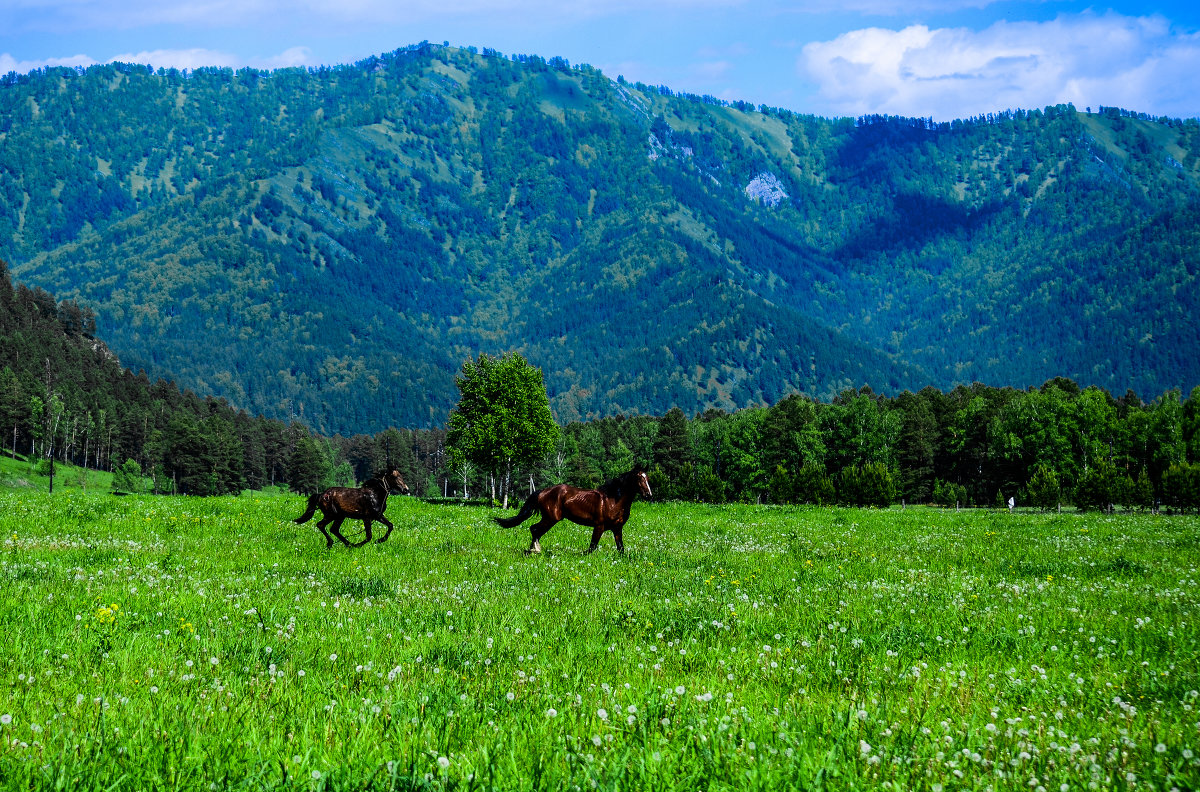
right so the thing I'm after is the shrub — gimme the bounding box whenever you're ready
[1024,465,1061,510]
[680,463,726,504]
[1073,462,1133,512]
[795,466,837,506]
[838,463,895,507]
[771,465,835,505]
[1161,463,1200,511]
[768,465,794,504]
[112,459,143,494]
[932,478,969,508]
[647,465,672,500]
[1130,468,1155,511]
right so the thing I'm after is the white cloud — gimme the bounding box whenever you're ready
[108,47,240,70]
[800,12,1200,119]
[252,47,316,70]
[0,52,96,74]
[0,46,317,75]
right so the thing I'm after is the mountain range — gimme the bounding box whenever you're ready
[1,42,1197,435]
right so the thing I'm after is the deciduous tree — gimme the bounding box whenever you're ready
[447,352,558,507]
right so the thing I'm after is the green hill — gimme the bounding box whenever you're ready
[1,44,1197,434]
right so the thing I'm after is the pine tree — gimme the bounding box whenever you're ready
[652,407,692,492]
[288,434,330,494]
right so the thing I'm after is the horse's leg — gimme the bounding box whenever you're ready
[584,523,606,554]
[315,516,335,549]
[526,517,557,555]
[349,519,372,549]
[329,518,355,548]
[375,515,395,544]
[613,525,626,554]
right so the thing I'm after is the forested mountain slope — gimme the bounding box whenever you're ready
[1,43,1197,434]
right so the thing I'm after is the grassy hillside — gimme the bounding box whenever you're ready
[0,451,112,492]
[1,45,1197,434]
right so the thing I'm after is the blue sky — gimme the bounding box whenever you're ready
[2,0,1198,121]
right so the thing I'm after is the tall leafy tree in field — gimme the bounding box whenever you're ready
[446,352,558,507]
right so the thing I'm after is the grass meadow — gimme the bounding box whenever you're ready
[0,483,1196,790]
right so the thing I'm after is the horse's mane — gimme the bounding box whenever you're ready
[362,476,390,497]
[597,469,640,498]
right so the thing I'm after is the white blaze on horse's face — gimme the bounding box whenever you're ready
[639,472,652,497]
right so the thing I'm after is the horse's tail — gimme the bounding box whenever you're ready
[494,492,540,529]
[294,493,320,524]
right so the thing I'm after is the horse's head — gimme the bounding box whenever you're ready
[384,469,409,494]
[632,468,652,499]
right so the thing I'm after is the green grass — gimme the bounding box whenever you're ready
[0,492,1196,790]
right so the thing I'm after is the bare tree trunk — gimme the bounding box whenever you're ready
[502,461,514,509]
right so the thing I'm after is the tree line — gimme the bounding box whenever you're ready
[437,363,1200,512]
[431,354,1200,514]
[546,381,1200,512]
[3,265,1197,511]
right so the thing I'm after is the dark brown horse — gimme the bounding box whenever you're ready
[294,469,409,549]
[494,468,652,555]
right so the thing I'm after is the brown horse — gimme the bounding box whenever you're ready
[494,468,652,555]
[294,469,409,549]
